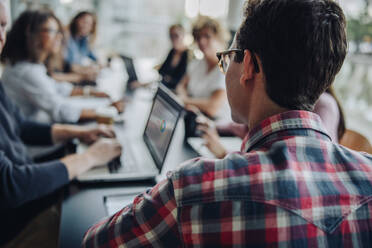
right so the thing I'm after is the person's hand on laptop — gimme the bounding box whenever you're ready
[110,99,125,113]
[78,124,116,144]
[129,80,152,90]
[61,138,122,180]
[90,90,110,98]
[197,122,227,159]
[84,138,122,166]
[195,112,227,159]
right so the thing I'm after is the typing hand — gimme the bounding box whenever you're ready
[197,123,227,159]
[129,81,152,90]
[85,138,122,168]
[91,90,110,98]
[81,70,98,81]
[110,100,125,113]
[79,124,116,144]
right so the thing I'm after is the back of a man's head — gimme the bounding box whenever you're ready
[236,0,347,111]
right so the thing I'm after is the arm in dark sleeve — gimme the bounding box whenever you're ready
[19,121,53,146]
[0,151,69,209]
[0,83,54,146]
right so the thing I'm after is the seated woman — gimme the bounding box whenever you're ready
[1,10,122,124]
[0,3,122,246]
[176,16,230,120]
[130,24,189,90]
[65,11,100,76]
[159,24,189,90]
[47,48,98,86]
[198,87,346,158]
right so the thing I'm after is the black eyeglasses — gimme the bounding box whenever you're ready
[216,48,260,74]
[39,28,63,36]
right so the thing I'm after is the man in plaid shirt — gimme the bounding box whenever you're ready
[83,0,372,247]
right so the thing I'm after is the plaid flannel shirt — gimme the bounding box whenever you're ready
[82,110,372,248]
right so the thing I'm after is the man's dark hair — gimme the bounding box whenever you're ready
[236,0,347,110]
[1,10,63,65]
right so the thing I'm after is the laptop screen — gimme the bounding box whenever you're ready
[143,87,183,170]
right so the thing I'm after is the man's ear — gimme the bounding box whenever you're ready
[240,49,255,87]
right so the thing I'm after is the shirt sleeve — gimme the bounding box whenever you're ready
[0,151,69,209]
[20,66,82,123]
[82,178,181,248]
[87,49,98,62]
[19,121,53,146]
[64,39,75,66]
[54,81,74,97]
[0,82,53,146]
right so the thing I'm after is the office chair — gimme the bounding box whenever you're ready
[340,129,372,154]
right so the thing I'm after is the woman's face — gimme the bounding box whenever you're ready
[169,27,184,50]
[195,27,221,57]
[76,14,94,37]
[39,18,63,55]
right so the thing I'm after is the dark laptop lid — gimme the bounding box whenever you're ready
[143,85,184,171]
[120,55,138,85]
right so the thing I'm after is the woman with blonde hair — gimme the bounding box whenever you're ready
[176,16,230,120]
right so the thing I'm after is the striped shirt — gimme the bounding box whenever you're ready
[83,110,372,247]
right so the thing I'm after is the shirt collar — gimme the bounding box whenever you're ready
[241,110,331,152]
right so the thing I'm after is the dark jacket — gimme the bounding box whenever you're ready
[0,83,69,245]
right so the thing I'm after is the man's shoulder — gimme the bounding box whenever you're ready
[169,139,372,207]
[170,152,260,178]
[169,152,264,206]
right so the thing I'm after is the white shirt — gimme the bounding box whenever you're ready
[187,58,230,120]
[1,62,82,123]
[187,58,226,98]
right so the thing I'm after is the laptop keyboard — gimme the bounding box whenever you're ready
[108,157,121,173]
[108,152,137,174]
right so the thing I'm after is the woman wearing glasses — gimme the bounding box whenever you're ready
[1,10,122,123]
[176,16,230,120]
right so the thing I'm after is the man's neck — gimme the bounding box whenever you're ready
[247,97,289,130]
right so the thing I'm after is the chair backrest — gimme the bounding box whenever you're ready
[340,129,372,154]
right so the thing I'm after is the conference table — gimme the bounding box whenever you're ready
[58,87,198,248]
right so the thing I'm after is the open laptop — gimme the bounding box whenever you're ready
[120,55,138,91]
[77,85,184,182]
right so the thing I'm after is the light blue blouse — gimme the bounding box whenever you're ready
[65,36,97,66]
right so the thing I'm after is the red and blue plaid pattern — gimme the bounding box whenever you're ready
[83,110,372,247]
